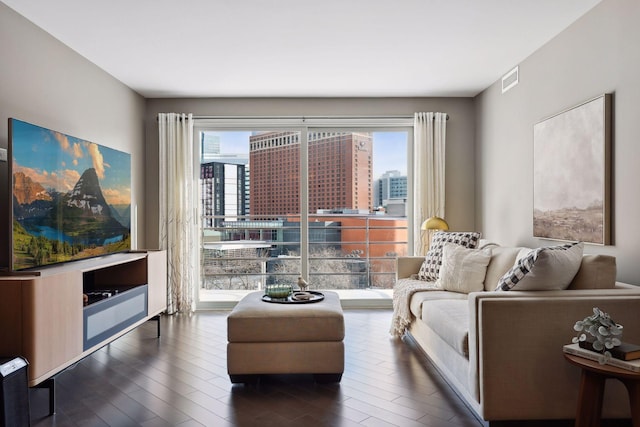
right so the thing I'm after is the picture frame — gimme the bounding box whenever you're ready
[533,94,612,245]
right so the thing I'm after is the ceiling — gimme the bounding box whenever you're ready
[2,0,601,98]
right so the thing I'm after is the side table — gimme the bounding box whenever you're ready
[564,353,640,427]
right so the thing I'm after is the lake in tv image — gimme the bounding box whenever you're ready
[10,119,131,270]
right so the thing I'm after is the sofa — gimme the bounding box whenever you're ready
[393,238,640,425]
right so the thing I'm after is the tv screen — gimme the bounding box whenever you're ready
[9,118,131,271]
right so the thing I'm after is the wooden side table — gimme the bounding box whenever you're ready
[564,353,640,427]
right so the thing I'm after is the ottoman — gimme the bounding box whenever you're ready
[227,290,344,384]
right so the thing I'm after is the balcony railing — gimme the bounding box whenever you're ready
[201,214,407,292]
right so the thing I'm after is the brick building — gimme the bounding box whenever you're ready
[249,131,373,216]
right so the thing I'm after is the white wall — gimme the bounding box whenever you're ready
[145,97,477,249]
[475,0,640,284]
[0,3,146,255]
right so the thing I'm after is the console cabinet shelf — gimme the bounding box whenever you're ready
[0,250,167,386]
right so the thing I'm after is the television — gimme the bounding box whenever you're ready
[7,118,131,271]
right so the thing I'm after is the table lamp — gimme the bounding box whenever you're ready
[421,216,449,253]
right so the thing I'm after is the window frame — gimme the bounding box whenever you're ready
[193,116,414,310]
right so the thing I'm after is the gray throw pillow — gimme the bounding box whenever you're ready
[496,242,584,291]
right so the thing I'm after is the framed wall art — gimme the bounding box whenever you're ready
[533,94,612,245]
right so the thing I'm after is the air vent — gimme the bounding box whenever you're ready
[502,66,519,93]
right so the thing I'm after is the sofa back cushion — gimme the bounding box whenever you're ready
[483,246,526,291]
[568,254,616,289]
[483,246,617,291]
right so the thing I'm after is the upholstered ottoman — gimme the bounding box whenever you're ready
[227,290,344,383]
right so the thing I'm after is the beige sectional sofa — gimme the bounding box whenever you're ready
[395,243,640,425]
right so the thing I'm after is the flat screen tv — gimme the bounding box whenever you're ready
[8,118,131,271]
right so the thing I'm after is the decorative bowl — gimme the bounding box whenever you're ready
[265,284,292,298]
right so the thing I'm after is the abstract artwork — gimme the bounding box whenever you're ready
[533,94,611,244]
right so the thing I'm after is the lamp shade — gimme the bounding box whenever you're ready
[421,216,449,231]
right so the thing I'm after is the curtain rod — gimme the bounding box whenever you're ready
[158,114,449,123]
[189,114,448,121]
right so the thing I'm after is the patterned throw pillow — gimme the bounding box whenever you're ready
[418,231,482,281]
[496,242,584,291]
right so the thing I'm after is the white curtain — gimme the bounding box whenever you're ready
[158,113,197,314]
[413,112,447,255]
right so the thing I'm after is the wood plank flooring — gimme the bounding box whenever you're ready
[28,309,485,427]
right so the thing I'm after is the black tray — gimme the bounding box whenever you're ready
[262,291,324,304]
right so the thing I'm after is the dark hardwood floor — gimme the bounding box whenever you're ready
[28,309,484,427]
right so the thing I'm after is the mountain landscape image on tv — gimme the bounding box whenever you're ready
[10,118,131,270]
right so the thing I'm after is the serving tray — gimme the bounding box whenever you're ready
[261,291,325,304]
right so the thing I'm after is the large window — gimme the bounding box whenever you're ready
[195,119,412,308]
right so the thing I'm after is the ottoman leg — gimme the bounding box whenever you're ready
[313,373,343,384]
[229,374,260,385]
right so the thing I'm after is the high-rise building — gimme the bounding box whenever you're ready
[374,170,407,209]
[201,162,247,227]
[201,133,221,162]
[200,132,250,225]
[249,131,373,216]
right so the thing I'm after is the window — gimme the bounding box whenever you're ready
[195,118,411,309]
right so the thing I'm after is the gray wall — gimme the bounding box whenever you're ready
[0,3,147,254]
[145,98,476,249]
[475,0,640,284]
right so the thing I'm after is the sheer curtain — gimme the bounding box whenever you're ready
[158,113,197,314]
[413,112,447,255]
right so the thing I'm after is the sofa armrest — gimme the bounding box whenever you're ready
[396,256,424,280]
[467,288,640,421]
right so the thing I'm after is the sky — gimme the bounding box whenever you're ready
[202,131,408,180]
[10,119,131,205]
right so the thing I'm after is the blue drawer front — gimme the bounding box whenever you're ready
[83,285,148,350]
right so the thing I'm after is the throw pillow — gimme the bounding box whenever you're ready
[418,231,482,281]
[496,242,584,291]
[436,243,492,294]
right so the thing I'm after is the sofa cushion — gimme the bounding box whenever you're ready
[483,246,527,291]
[409,289,467,319]
[227,291,344,343]
[421,299,470,357]
[436,243,492,294]
[568,254,617,290]
[496,242,584,291]
[418,231,481,281]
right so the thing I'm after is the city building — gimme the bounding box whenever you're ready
[249,131,373,216]
[374,170,407,209]
[200,133,221,162]
[200,161,247,227]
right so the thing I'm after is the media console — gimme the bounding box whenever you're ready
[0,250,167,390]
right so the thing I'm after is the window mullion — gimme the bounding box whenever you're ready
[300,127,309,280]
